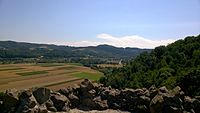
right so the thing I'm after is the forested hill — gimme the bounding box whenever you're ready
[0,41,150,63]
[100,35,200,96]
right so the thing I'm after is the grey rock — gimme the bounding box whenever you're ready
[149,95,164,113]
[170,86,182,96]
[159,86,169,93]
[21,108,38,113]
[163,93,183,109]
[51,93,70,111]
[45,100,57,112]
[138,95,151,105]
[164,106,183,113]
[68,93,79,108]
[148,86,158,99]
[59,87,73,97]
[80,79,94,92]
[184,96,200,113]
[38,106,48,113]
[121,88,144,97]
[16,95,37,113]
[193,99,200,113]
[3,89,19,112]
[136,105,148,113]
[80,98,95,109]
[20,90,32,98]
[93,96,108,110]
[33,88,50,105]
[184,96,194,111]
[47,106,57,112]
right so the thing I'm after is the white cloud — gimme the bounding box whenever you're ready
[65,41,103,47]
[64,33,177,48]
[96,34,176,48]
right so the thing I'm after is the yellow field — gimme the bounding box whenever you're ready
[0,63,103,91]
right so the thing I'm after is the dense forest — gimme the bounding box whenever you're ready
[100,35,200,96]
[0,41,150,64]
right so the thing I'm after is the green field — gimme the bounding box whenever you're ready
[71,72,103,81]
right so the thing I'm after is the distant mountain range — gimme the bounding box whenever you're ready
[0,41,151,64]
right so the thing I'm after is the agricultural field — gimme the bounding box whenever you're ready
[0,63,103,91]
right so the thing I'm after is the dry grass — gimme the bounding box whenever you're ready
[47,79,83,91]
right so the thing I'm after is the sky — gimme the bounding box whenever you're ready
[0,0,199,48]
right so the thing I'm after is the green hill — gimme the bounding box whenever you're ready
[0,41,150,64]
[100,35,200,96]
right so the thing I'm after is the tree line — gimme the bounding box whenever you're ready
[100,35,200,96]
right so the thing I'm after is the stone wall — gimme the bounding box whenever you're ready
[0,79,199,113]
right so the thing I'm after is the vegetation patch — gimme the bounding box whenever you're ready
[71,72,103,81]
[0,68,24,71]
[33,63,64,67]
[57,70,78,75]
[16,71,48,76]
[55,66,77,70]
[67,63,83,66]
[97,64,123,68]
[0,92,5,101]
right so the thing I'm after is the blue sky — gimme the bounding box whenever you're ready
[0,0,199,48]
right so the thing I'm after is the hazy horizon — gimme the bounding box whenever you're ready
[0,0,199,48]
